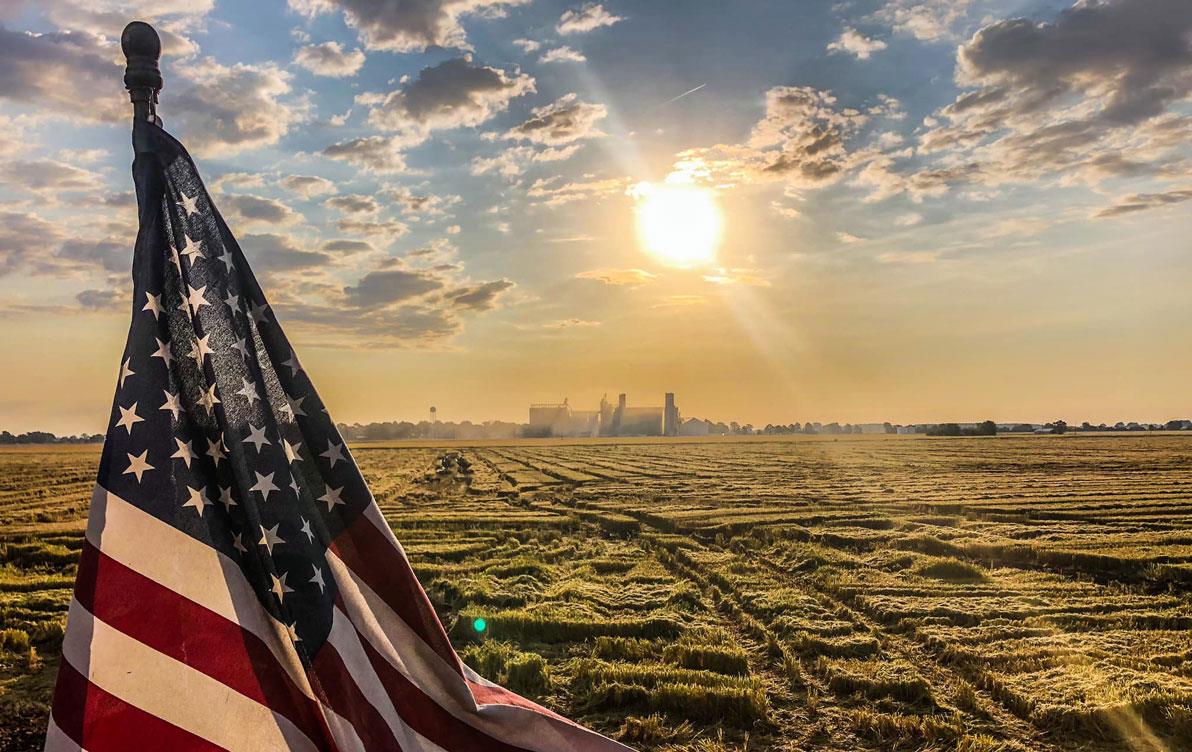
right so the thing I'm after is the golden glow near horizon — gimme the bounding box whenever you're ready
[632,181,724,268]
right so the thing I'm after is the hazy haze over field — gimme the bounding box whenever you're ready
[0,0,1190,433]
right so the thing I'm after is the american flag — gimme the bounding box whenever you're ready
[45,118,631,752]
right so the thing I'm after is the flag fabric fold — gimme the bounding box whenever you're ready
[46,118,631,752]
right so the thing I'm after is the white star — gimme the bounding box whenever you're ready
[119,358,134,389]
[179,235,205,263]
[114,402,143,434]
[289,476,300,496]
[232,531,247,554]
[321,440,346,468]
[233,337,250,363]
[286,622,301,643]
[251,471,279,501]
[197,382,221,416]
[171,437,198,467]
[219,485,236,511]
[215,248,235,273]
[151,337,174,367]
[186,284,210,314]
[282,393,306,420]
[258,523,284,555]
[177,192,199,217]
[189,333,212,365]
[282,350,302,377]
[224,288,240,313]
[236,377,261,405]
[248,300,270,325]
[319,485,345,512]
[160,389,182,420]
[271,571,294,603]
[123,450,153,482]
[299,516,315,544]
[206,436,227,465]
[283,438,302,464]
[182,485,211,517]
[309,564,325,594]
[244,424,270,452]
[170,243,183,275]
[143,292,162,320]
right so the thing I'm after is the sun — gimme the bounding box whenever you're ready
[632,181,724,268]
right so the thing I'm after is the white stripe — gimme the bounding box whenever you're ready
[324,608,450,752]
[62,598,318,752]
[83,484,365,747]
[328,539,631,752]
[43,715,83,752]
[85,485,310,697]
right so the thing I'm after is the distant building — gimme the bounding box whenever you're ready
[664,393,681,436]
[679,417,711,436]
[530,392,676,437]
[527,398,599,437]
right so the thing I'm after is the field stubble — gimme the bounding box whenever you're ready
[0,434,1190,751]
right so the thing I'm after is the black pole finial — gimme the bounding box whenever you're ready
[121,21,162,125]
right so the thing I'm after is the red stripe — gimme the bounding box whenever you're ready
[329,512,461,670]
[311,641,406,751]
[353,622,536,752]
[466,680,572,723]
[73,541,338,751]
[51,659,224,752]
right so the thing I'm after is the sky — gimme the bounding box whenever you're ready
[0,0,1190,434]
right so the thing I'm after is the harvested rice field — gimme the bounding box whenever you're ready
[1,434,1191,751]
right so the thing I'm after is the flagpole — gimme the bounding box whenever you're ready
[121,21,163,126]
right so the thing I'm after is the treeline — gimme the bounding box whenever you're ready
[0,430,103,444]
[336,420,525,441]
[756,422,890,435]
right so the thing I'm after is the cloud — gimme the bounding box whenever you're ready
[211,172,266,192]
[322,135,408,172]
[702,268,771,287]
[170,59,307,157]
[826,28,887,59]
[895,211,924,226]
[0,210,64,276]
[540,46,586,64]
[280,174,338,197]
[334,218,409,241]
[544,318,600,329]
[0,158,104,195]
[379,185,459,215]
[575,267,656,286]
[293,41,365,77]
[505,93,606,146]
[344,266,444,307]
[321,239,375,255]
[836,231,864,244]
[239,233,333,272]
[363,57,535,145]
[220,194,302,226]
[557,3,624,35]
[1095,187,1192,218]
[289,0,529,53]
[444,279,514,310]
[905,0,1192,195]
[0,28,125,123]
[75,288,120,309]
[528,175,629,205]
[470,144,581,177]
[55,238,128,273]
[872,0,972,42]
[512,38,541,53]
[324,194,381,215]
